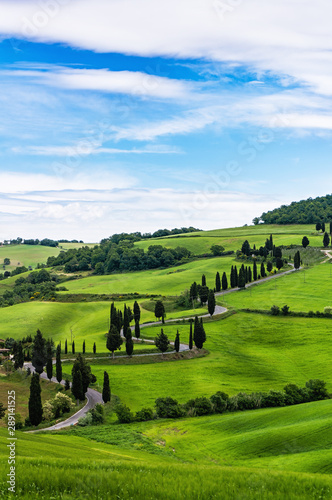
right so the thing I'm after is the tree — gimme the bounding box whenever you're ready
[155,329,170,357]
[253,260,258,281]
[201,274,206,286]
[260,262,266,278]
[31,329,47,375]
[215,272,221,292]
[102,371,111,403]
[316,222,322,231]
[154,300,165,321]
[222,272,228,290]
[29,373,43,426]
[238,266,246,288]
[134,320,140,340]
[4,258,10,266]
[133,300,141,322]
[276,257,283,270]
[71,363,84,401]
[72,341,75,354]
[46,340,53,381]
[302,236,309,248]
[198,285,209,305]
[322,222,326,232]
[241,240,251,256]
[266,261,273,273]
[330,221,332,235]
[106,324,123,359]
[56,344,62,384]
[64,339,67,355]
[0,402,6,420]
[194,316,206,349]
[13,341,24,370]
[93,342,96,354]
[207,289,216,316]
[189,321,193,350]
[210,244,224,256]
[189,282,198,301]
[323,232,330,248]
[294,250,301,269]
[82,340,85,354]
[126,328,134,357]
[174,330,180,353]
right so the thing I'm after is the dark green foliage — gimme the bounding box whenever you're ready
[260,262,266,278]
[133,300,141,322]
[65,379,70,391]
[207,289,216,316]
[323,232,330,248]
[257,194,332,224]
[261,390,286,408]
[102,371,111,403]
[0,402,6,419]
[154,300,165,320]
[174,330,180,353]
[134,320,140,339]
[271,305,280,315]
[56,344,62,383]
[238,266,246,288]
[71,363,84,401]
[197,285,209,305]
[72,354,92,395]
[210,391,229,413]
[276,257,283,270]
[253,260,258,281]
[115,403,134,423]
[322,222,326,232]
[82,340,85,354]
[46,340,53,381]
[154,329,170,356]
[305,379,329,400]
[13,341,24,370]
[72,341,75,354]
[189,281,198,300]
[302,236,310,248]
[284,384,308,405]
[201,274,206,286]
[281,305,290,316]
[126,329,134,357]
[64,339,67,354]
[31,329,47,375]
[294,250,301,269]
[28,373,43,426]
[215,272,221,292]
[221,271,228,290]
[155,397,185,419]
[135,407,154,421]
[189,321,193,350]
[184,397,214,416]
[266,261,273,272]
[210,244,225,256]
[194,316,206,349]
[123,304,130,338]
[106,324,123,358]
[93,342,96,354]
[241,240,251,256]
[316,222,322,231]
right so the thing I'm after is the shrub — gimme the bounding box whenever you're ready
[155,397,185,419]
[283,384,309,405]
[78,412,93,426]
[90,374,97,384]
[281,305,290,316]
[324,306,332,316]
[261,390,286,408]
[115,403,134,423]
[89,404,104,425]
[308,311,314,317]
[184,397,214,416]
[135,407,154,422]
[270,305,280,316]
[233,392,262,411]
[43,392,74,420]
[305,379,330,401]
[210,391,229,413]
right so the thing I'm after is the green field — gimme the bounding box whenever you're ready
[0,245,61,270]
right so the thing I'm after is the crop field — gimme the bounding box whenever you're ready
[61,312,332,411]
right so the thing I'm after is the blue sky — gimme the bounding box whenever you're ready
[0,0,332,241]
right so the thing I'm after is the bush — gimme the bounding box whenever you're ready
[78,413,93,426]
[305,379,330,401]
[155,397,185,419]
[89,404,104,424]
[90,374,97,384]
[261,390,286,408]
[283,384,309,405]
[135,407,154,422]
[210,391,229,413]
[270,305,280,316]
[184,397,214,416]
[43,392,74,420]
[324,306,332,316]
[115,403,134,423]
[281,305,290,316]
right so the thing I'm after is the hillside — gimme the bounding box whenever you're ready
[255,194,332,225]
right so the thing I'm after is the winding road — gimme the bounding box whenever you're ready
[25,262,305,430]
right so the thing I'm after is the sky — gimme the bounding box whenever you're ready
[0,0,332,241]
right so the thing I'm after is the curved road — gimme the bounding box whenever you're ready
[25,263,302,430]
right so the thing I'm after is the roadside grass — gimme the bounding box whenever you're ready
[0,426,331,499]
[221,261,332,312]
[61,312,332,411]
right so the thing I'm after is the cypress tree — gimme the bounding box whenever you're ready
[46,340,53,381]
[260,262,266,278]
[123,305,130,338]
[93,342,96,354]
[133,301,141,322]
[189,321,193,350]
[134,320,140,339]
[65,379,70,391]
[102,371,111,403]
[222,271,228,290]
[71,364,84,401]
[323,232,330,248]
[190,282,198,301]
[56,344,62,384]
[266,261,273,273]
[194,318,206,349]
[174,330,180,353]
[106,324,123,359]
[71,354,91,397]
[230,266,234,288]
[126,328,134,357]
[110,302,117,328]
[294,250,301,269]
[253,260,257,281]
[330,221,332,235]
[154,329,170,357]
[234,266,238,287]
[316,222,322,231]
[28,373,43,426]
[270,234,273,252]
[72,341,75,354]
[238,266,246,288]
[202,274,206,286]
[215,272,221,292]
[154,300,165,321]
[245,266,248,283]
[31,329,47,375]
[322,222,326,233]
[207,289,216,316]
[248,267,252,283]
[82,340,85,354]
[64,339,67,354]
[13,341,24,370]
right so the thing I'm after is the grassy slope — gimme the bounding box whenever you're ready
[0,245,61,270]
[61,313,332,411]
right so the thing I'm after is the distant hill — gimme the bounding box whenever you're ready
[255,194,332,225]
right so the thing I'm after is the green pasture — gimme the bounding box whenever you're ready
[222,262,332,312]
[0,424,331,499]
[62,313,332,411]
[0,244,60,270]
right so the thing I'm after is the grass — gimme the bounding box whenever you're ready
[0,245,61,270]
[221,261,332,312]
[61,312,332,411]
